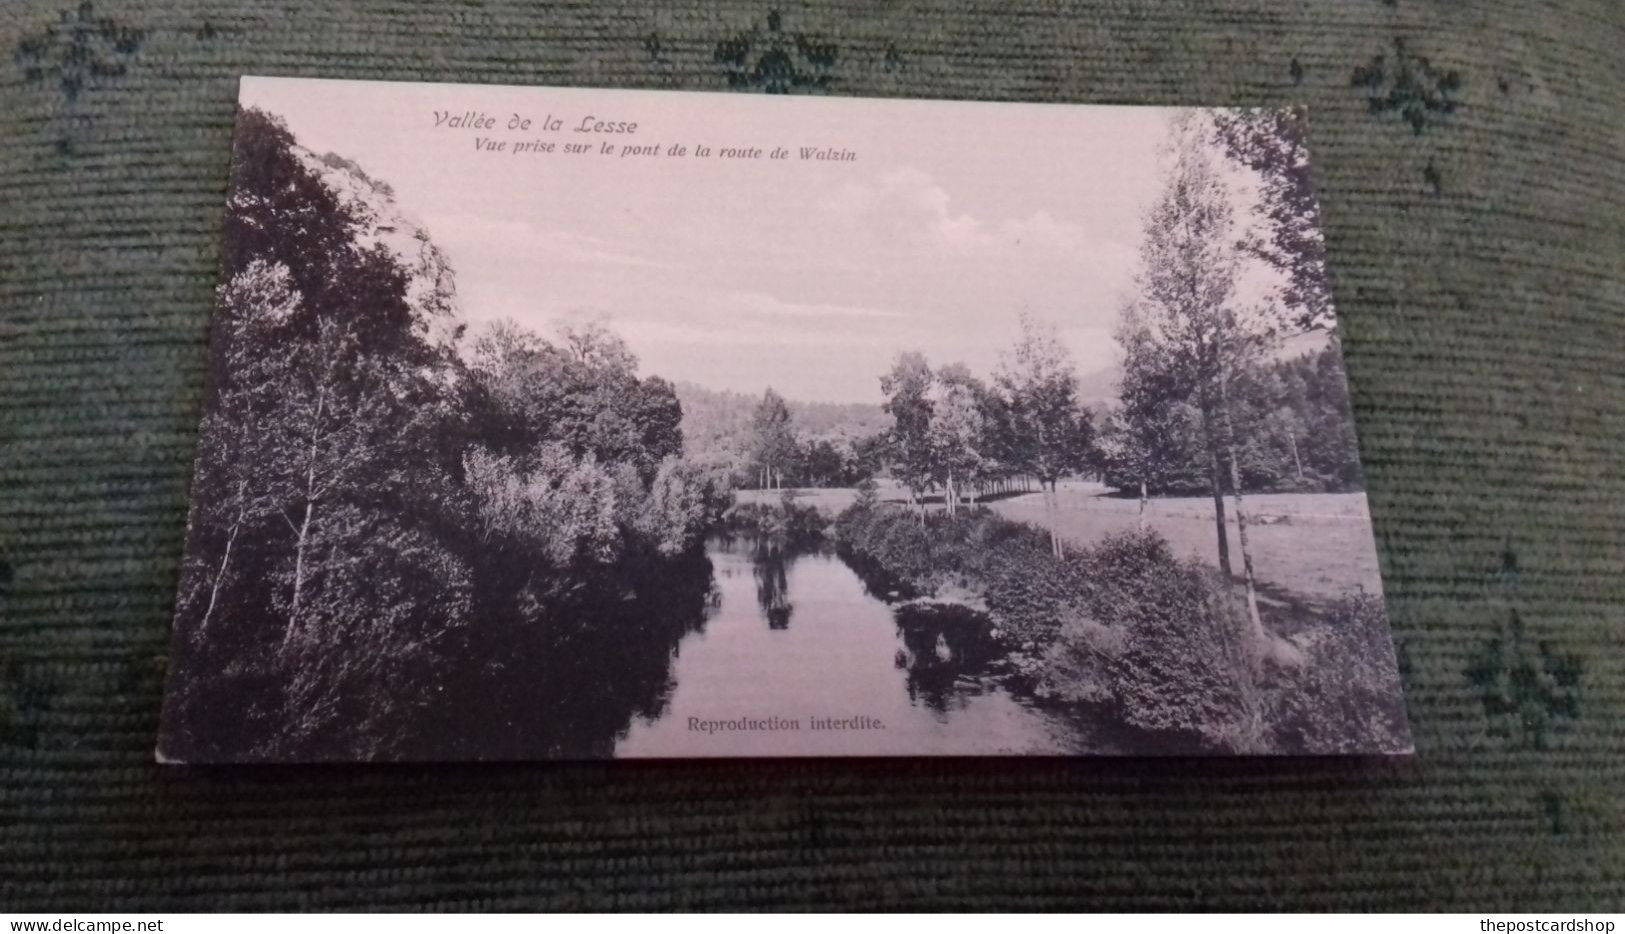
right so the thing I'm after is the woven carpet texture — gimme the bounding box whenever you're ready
[2,0,1622,911]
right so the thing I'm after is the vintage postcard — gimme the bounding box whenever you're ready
[157,76,1409,761]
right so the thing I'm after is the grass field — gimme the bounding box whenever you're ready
[735,481,1382,601]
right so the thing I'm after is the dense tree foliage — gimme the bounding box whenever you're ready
[1102,111,1362,511]
[1105,111,1362,640]
[929,363,991,516]
[749,388,796,490]
[880,352,938,514]
[1099,301,1202,522]
[675,382,887,489]
[870,316,1094,554]
[462,319,684,480]
[1101,337,1363,496]
[164,109,727,761]
[1210,108,1333,330]
[993,313,1096,556]
[834,499,1402,754]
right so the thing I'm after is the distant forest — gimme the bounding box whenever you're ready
[676,382,891,488]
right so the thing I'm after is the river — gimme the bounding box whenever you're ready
[615,534,1087,757]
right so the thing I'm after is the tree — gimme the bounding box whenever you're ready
[1211,108,1333,331]
[973,385,1025,498]
[636,456,724,556]
[219,110,357,318]
[800,438,845,487]
[880,352,936,521]
[1264,403,1309,485]
[851,432,891,484]
[1300,340,1364,489]
[265,318,402,649]
[167,104,740,761]
[220,109,446,374]
[1109,301,1198,529]
[633,376,685,468]
[1099,339,1365,498]
[282,517,472,755]
[462,444,621,567]
[462,318,685,481]
[929,363,988,517]
[557,317,640,372]
[179,260,301,639]
[750,388,796,490]
[1133,112,1283,639]
[995,313,1095,557]
[162,109,486,759]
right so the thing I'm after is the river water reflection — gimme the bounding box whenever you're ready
[616,534,1085,757]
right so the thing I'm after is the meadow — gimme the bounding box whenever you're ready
[735,482,1382,601]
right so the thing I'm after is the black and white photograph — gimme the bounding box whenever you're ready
[156,77,1410,761]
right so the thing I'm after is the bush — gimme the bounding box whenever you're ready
[832,486,881,544]
[1268,593,1409,753]
[836,500,1008,597]
[463,444,620,567]
[634,456,732,556]
[982,542,1085,648]
[1101,559,1266,752]
[836,503,1391,754]
[836,499,1088,644]
[723,492,828,546]
[1032,614,1123,706]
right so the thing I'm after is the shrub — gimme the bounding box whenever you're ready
[723,493,827,546]
[463,444,620,567]
[1007,530,1269,752]
[837,498,1059,610]
[1032,614,1123,706]
[982,543,1085,648]
[836,505,1276,752]
[635,456,731,556]
[1101,557,1266,752]
[1268,593,1410,753]
[1067,529,1181,618]
[832,490,880,543]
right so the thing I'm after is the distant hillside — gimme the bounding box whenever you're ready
[1075,365,1120,412]
[675,381,890,465]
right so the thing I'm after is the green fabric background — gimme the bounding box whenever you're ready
[2,0,1622,911]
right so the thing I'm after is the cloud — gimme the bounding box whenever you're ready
[997,210,1090,252]
[818,167,1089,253]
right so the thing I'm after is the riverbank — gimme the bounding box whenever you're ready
[830,495,1410,755]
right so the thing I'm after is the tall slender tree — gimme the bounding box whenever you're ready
[929,363,987,517]
[1109,301,1196,530]
[181,260,299,639]
[750,388,796,490]
[268,318,399,649]
[995,313,1095,558]
[880,352,936,522]
[1134,113,1281,638]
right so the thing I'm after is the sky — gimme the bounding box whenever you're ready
[240,77,1281,404]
